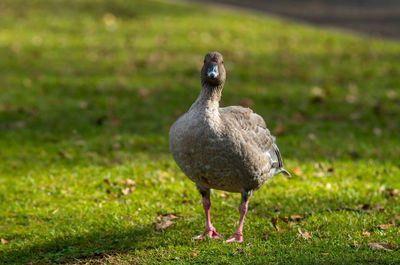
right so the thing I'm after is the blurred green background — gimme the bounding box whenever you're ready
[0,0,399,263]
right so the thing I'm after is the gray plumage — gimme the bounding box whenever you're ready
[169,52,289,194]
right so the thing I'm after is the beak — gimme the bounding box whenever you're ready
[207,64,219,79]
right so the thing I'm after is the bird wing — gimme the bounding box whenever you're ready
[219,106,273,152]
[219,106,290,177]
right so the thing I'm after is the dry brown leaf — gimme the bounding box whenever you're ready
[121,179,135,186]
[218,193,228,198]
[273,123,286,136]
[155,220,173,230]
[310,86,325,103]
[362,231,371,237]
[279,216,289,223]
[137,89,149,98]
[161,214,179,220]
[298,228,312,239]
[321,253,328,256]
[385,188,400,197]
[368,242,393,252]
[1,238,8,244]
[291,167,302,176]
[190,250,200,257]
[121,186,135,195]
[351,241,360,248]
[271,217,281,232]
[154,213,178,229]
[377,224,392,230]
[290,215,302,222]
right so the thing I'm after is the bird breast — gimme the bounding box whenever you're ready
[169,111,271,192]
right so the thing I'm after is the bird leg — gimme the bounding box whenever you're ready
[193,188,222,239]
[224,189,252,243]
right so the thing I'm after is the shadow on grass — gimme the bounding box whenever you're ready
[2,223,159,263]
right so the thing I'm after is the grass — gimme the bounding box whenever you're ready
[0,0,399,263]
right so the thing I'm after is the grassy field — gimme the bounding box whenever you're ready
[0,0,399,263]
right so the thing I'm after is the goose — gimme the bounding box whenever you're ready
[169,52,290,243]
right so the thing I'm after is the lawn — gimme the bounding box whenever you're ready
[0,0,399,263]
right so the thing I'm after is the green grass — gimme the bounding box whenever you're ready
[1,0,400,263]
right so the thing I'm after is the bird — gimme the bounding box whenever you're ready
[169,51,290,243]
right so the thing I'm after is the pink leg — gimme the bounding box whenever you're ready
[193,189,221,240]
[224,189,252,243]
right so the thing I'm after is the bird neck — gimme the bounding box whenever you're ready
[189,82,223,117]
[199,81,223,105]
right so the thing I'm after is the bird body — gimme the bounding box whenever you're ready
[169,52,289,242]
[170,103,285,193]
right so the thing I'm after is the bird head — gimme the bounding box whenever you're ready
[201,52,226,87]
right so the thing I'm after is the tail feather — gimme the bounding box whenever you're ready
[280,168,291,178]
[268,142,290,178]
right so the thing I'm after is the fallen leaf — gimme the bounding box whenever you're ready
[368,242,393,252]
[385,188,400,197]
[362,231,371,237]
[137,89,149,98]
[271,217,281,232]
[190,250,200,257]
[155,220,173,230]
[121,186,135,195]
[351,241,360,248]
[121,179,135,186]
[298,228,312,239]
[273,123,286,136]
[321,253,328,256]
[350,112,361,121]
[310,86,325,103]
[373,127,382,136]
[279,216,289,223]
[290,215,302,222]
[154,213,178,229]
[160,214,179,220]
[1,238,8,244]
[377,224,392,230]
[218,193,228,198]
[291,167,302,176]
[345,94,358,104]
